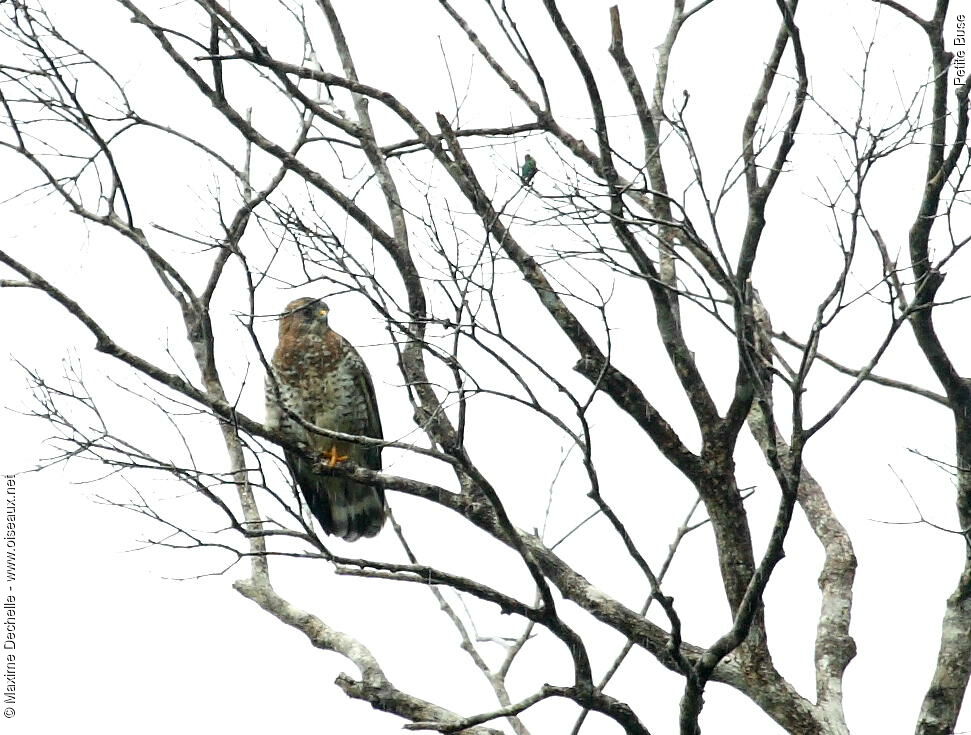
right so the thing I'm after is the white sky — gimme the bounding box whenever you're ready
[2,0,970,733]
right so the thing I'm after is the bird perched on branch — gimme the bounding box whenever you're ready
[520,153,537,186]
[265,297,386,540]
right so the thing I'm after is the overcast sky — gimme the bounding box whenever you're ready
[2,0,970,733]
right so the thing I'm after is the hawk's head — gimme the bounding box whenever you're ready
[280,297,330,334]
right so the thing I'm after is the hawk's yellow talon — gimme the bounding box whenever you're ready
[325,446,349,467]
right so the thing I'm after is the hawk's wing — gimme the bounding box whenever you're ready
[351,346,383,471]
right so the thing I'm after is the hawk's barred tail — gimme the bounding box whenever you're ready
[327,479,387,541]
[287,451,387,541]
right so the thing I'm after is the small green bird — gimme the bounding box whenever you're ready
[520,154,537,186]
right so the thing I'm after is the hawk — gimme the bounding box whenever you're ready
[265,297,386,540]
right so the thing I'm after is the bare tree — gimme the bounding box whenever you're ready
[1,1,969,733]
